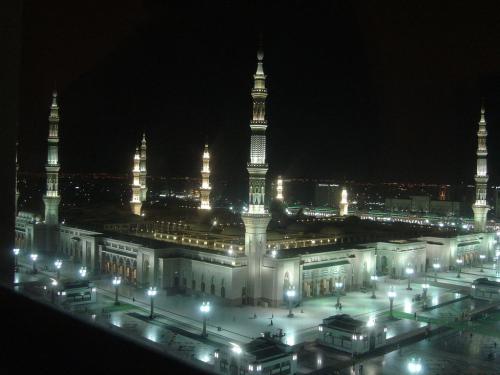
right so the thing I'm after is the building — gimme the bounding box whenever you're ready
[472,104,489,231]
[213,336,297,375]
[15,46,496,310]
[200,144,211,210]
[314,183,340,207]
[318,314,387,354]
[471,278,500,302]
[385,196,461,217]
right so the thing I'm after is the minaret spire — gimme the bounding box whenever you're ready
[15,141,19,217]
[139,133,147,203]
[472,101,489,232]
[199,143,211,210]
[43,90,61,225]
[241,41,273,306]
[130,147,142,215]
[247,42,268,213]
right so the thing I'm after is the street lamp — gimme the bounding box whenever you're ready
[432,262,440,282]
[456,258,463,278]
[30,253,38,274]
[112,276,121,305]
[388,287,396,319]
[13,248,19,272]
[370,275,378,298]
[79,266,87,279]
[286,286,296,317]
[406,267,414,290]
[422,283,429,299]
[407,357,422,374]
[147,286,157,319]
[479,254,486,272]
[335,281,343,308]
[200,301,210,337]
[54,259,62,280]
[50,279,58,304]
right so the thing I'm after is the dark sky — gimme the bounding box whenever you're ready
[18,0,500,186]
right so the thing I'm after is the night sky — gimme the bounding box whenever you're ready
[18,0,500,185]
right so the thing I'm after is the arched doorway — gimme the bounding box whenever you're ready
[381,256,389,275]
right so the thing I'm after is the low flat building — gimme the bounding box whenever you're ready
[317,314,387,354]
[213,335,297,375]
[471,278,500,302]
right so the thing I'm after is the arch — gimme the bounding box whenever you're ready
[201,281,206,293]
[192,279,196,291]
[221,286,226,298]
[210,284,215,295]
[380,256,389,275]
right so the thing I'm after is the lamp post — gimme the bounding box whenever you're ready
[30,253,38,274]
[200,301,210,337]
[422,283,429,299]
[479,254,486,272]
[54,259,62,280]
[79,266,87,279]
[112,276,121,305]
[147,286,157,319]
[388,287,396,319]
[335,281,343,308]
[50,279,58,304]
[432,262,440,282]
[286,286,296,317]
[370,275,378,298]
[456,258,463,278]
[406,267,414,290]
[13,248,19,272]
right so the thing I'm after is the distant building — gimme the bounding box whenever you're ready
[385,195,460,217]
[314,183,340,207]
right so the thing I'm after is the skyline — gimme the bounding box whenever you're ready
[17,1,500,184]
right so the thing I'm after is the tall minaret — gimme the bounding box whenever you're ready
[130,147,142,216]
[472,103,489,232]
[200,143,211,210]
[276,176,284,201]
[340,188,349,216]
[15,141,19,217]
[241,44,272,305]
[42,91,61,225]
[139,133,148,203]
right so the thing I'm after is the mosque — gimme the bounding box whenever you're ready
[14,46,496,307]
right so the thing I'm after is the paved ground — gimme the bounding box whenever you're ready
[13,253,500,374]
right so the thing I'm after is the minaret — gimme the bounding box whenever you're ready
[139,133,148,203]
[340,188,349,216]
[241,44,272,305]
[276,176,284,201]
[42,91,61,225]
[200,143,211,210]
[472,103,489,232]
[15,141,19,217]
[130,147,142,216]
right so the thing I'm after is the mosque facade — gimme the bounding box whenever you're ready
[14,47,495,307]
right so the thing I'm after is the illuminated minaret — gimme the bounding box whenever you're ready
[15,141,19,217]
[241,44,272,305]
[200,143,211,210]
[276,176,283,201]
[472,103,489,232]
[42,91,61,225]
[130,147,142,216]
[340,188,348,216]
[139,133,147,203]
